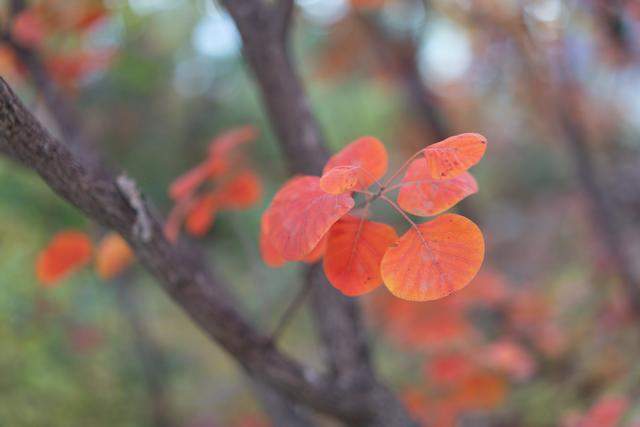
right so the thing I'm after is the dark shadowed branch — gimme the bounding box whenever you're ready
[221,0,416,425]
[2,0,85,148]
[1,4,316,419]
[503,9,640,316]
[0,76,391,424]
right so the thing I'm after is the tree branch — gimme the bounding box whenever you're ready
[0,76,377,424]
[221,0,416,425]
[276,0,295,42]
[1,7,316,419]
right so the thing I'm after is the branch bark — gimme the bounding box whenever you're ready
[0,76,379,424]
[2,0,84,147]
[221,0,416,425]
[2,6,315,420]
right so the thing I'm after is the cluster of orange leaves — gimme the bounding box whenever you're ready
[35,126,262,287]
[261,133,486,301]
[370,271,540,426]
[4,0,113,87]
[165,126,262,241]
[36,230,134,286]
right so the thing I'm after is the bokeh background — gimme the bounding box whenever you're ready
[2,0,640,426]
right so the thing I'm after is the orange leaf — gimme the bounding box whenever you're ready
[168,159,218,201]
[452,372,507,410]
[164,196,196,243]
[323,215,397,296]
[260,212,286,267]
[46,49,115,88]
[185,193,217,237]
[373,294,473,348]
[36,230,93,286]
[262,176,354,261]
[381,214,484,301]
[423,133,487,180]
[95,233,134,280]
[302,233,327,263]
[426,353,476,386]
[74,5,107,31]
[207,125,257,175]
[320,165,360,195]
[397,158,478,216]
[12,9,46,48]
[169,126,256,201]
[323,136,388,190]
[216,170,262,209]
[261,211,326,266]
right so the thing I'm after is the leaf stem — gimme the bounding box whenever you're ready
[270,276,316,342]
[380,195,428,247]
[382,149,424,189]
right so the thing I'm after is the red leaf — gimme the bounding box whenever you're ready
[423,133,487,180]
[320,165,360,195]
[323,136,388,190]
[185,193,217,237]
[95,233,134,280]
[373,294,473,348]
[216,170,262,209]
[381,214,484,301]
[169,126,257,201]
[207,125,257,175]
[452,372,507,410]
[302,233,327,263]
[323,215,397,296]
[46,49,115,88]
[36,230,93,286]
[12,9,46,48]
[425,352,476,386]
[262,176,354,261]
[169,159,218,201]
[260,212,286,267]
[74,5,107,31]
[397,158,478,216]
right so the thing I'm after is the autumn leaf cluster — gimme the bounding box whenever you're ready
[261,133,487,301]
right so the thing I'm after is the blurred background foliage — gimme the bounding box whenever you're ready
[3,0,640,426]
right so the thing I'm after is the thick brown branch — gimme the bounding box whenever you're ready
[0,76,376,424]
[1,7,320,420]
[558,99,640,314]
[357,14,450,142]
[221,0,416,425]
[221,0,329,176]
[6,38,82,143]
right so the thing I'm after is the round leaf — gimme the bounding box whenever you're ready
[95,233,134,280]
[424,133,487,180]
[324,215,397,296]
[381,214,484,301]
[36,230,93,286]
[397,158,478,216]
[320,165,359,195]
[323,136,388,190]
[262,176,354,260]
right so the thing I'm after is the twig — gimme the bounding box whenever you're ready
[221,0,417,424]
[0,76,380,424]
[271,278,316,342]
